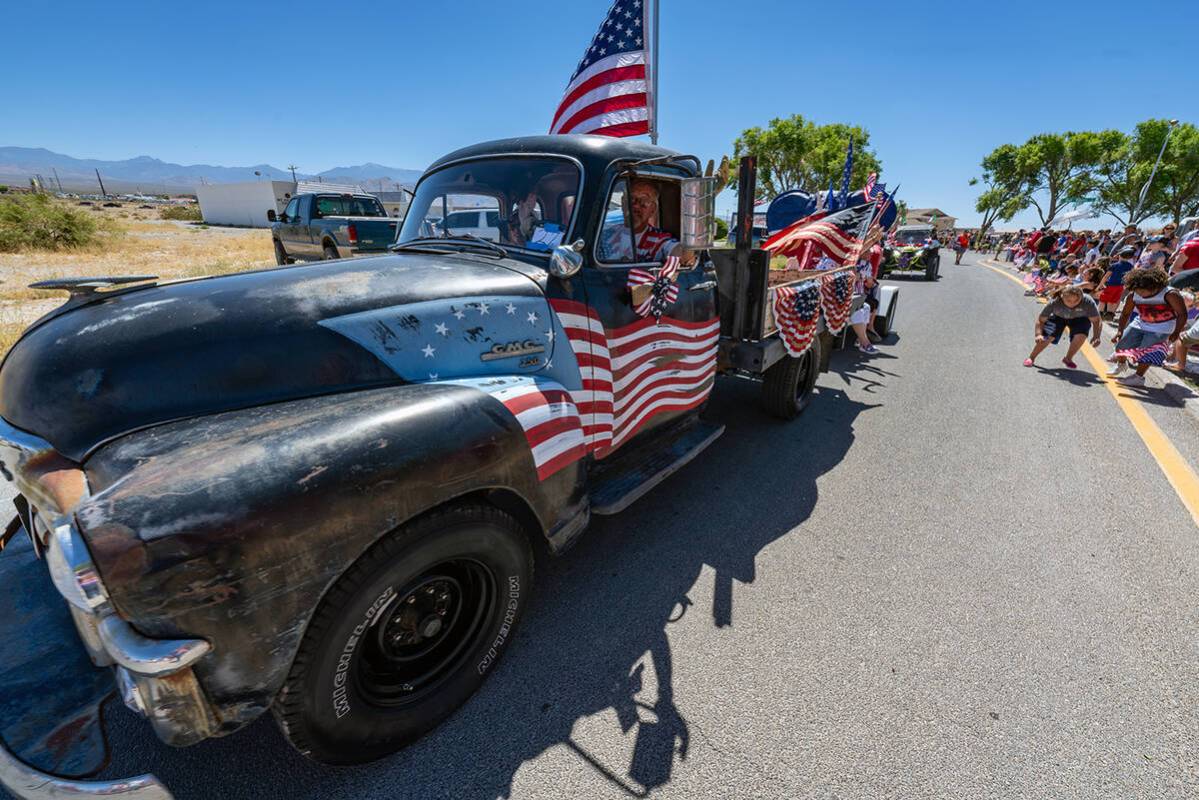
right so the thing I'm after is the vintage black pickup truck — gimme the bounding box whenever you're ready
[0,135,893,799]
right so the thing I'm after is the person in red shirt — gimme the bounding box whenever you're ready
[1171,238,1199,274]
[954,232,969,264]
[1066,234,1087,256]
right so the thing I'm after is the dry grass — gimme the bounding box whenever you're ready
[0,207,275,354]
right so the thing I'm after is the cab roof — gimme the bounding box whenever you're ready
[426,134,686,175]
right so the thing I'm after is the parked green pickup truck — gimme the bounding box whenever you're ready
[269,192,399,264]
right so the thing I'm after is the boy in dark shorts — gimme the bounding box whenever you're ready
[1024,286,1103,369]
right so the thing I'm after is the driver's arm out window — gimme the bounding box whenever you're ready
[598,179,634,263]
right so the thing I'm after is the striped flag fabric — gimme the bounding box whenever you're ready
[820,271,855,335]
[627,255,681,320]
[549,299,718,456]
[763,203,874,264]
[1115,340,1170,367]
[862,172,877,201]
[549,0,651,137]
[773,280,822,357]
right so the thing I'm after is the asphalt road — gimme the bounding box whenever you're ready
[13,250,1199,799]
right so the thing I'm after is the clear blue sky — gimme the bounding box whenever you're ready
[5,0,1197,227]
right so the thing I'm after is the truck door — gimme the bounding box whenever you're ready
[292,195,317,257]
[573,174,719,459]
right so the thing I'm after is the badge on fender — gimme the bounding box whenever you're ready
[480,340,546,362]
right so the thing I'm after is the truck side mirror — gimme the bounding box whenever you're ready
[549,239,585,278]
[267,209,277,222]
[679,176,718,250]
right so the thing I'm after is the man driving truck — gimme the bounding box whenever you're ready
[601,179,696,266]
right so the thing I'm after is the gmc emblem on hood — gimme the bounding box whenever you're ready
[480,340,546,362]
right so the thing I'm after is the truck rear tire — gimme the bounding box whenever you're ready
[273,503,533,765]
[323,242,340,260]
[274,239,293,265]
[761,335,821,419]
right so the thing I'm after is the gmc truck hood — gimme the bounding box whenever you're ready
[0,253,549,461]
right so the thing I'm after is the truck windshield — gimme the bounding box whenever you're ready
[398,158,580,252]
[895,230,932,245]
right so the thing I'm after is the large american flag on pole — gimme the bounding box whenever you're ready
[550,0,652,137]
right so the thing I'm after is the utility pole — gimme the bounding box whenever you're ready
[95,169,108,198]
[287,164,298,184]
[52,168,64,193]
[1131,119,1180,224]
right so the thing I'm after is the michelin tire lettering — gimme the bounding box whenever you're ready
[476,576,521,675]
[331,586,397,719]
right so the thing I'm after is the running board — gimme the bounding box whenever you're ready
[590,420,725,516]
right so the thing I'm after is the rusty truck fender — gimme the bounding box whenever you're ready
[74,381,586,734]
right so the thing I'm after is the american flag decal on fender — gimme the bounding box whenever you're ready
[773,280,821,358]
[549,298,718,459]
[448,376,588,481]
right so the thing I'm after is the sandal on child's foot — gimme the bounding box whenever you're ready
[1062,358,1077,369]
[1023,358,1034,367]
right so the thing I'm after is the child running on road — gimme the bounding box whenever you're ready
[1024,286,1103,369]
[1108,267,1187,386]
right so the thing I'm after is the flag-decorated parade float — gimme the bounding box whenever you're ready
[0,3,896,798]
[881,224,942,281]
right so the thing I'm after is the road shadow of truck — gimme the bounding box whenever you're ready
[98,372,877,799]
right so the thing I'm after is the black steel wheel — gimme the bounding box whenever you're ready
[761,334,821,419]
[273,503,533,765]
[273,238,293,265]
[323,242,340,260]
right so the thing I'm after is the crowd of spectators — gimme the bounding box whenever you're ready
[990,222,1199,384]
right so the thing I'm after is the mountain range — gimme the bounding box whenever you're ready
[0,147,424,193]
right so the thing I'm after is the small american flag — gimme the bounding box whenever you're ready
[1115,341,1170,367]
[862,172,877,201]
[550,0,651,137]
[627,255,680,320]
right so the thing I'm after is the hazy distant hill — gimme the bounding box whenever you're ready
[0,146,423,192]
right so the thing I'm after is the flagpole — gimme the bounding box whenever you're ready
[648,0,659,144]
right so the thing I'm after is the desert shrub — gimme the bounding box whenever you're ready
[159,204,202,221]
[0,193,103,251]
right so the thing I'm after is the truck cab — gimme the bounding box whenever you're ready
[0,135,857,799]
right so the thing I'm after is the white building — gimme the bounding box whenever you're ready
[194,180,296,228]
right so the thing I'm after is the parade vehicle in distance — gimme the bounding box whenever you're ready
[882,223,941,281]
[0,135,888,799]
[269,192,399,264]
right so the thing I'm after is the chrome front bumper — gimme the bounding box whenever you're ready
[0,744,172,800]
[0,419,210,799]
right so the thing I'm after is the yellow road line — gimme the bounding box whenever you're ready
[976,260,1199,526]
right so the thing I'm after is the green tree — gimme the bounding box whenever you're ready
[1087,128,1157,227]
[728,115,881,198]
[1016,132,1101,226]
[969,143,1028,243]
[1142,120,1199,225]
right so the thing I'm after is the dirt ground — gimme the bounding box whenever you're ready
[0,203,275,353]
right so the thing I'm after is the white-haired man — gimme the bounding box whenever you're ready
[601,180,696,266]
